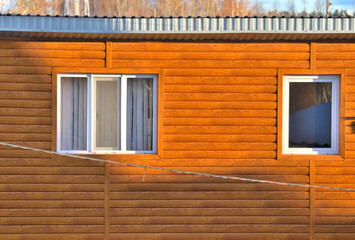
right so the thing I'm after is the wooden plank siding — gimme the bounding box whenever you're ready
[314,43,355,240]
[0,40,354,239]
[109,42,310,239]
[0,41,106,240]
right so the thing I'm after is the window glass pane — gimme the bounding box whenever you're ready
[61,77,87,151]
[96,79,120,149]
[127,78,154,151]
[289,82,332,148]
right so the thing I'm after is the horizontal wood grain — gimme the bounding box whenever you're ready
[110,191,308,200]
[344,153,355,161]
[315,200,355,208]
[0,142,51,150]
[0,200,104,208]
[0,192,104,200]
[316,167,355,175]
[110,216,309,224]
[112,42,310,52]
[163,134,276,142]
[163,118,276,126]
[113,51,309,60]
[0,175,104,183]
[348,69,355,76]
[0,225,104,234]
[0,234,104,240]
[110,183,306,191]
[315,216,355,224]
[0,49,105,59]
[316,175,355,183]
[0,133,51,141]
[0,91,51,100]
[109,159,308,168]
[163,150,277,159]
[110,199,309,208]
[0,57,105,67]
[315,160,355,167]
[346,85,355,93]
[110,166,307,175]
[164,76,277,85]
[0,158,102,167]
[163,142,276,151]
[164,68,277,76]
[315,225,355,232]
[345,134,355,142]
[317,60,355,68]
[0,124,51,133]
[112,59,308,69]
[164,85,276,93]
[0,217,103,225]
[164,109,276,118]
[109,224,309,233]
[0,184,103,192]
[164,93,276,101]
[314,233,355,240]
[317,43,355,52]
[0,41,105,50]
[0,108,51,117]
[317,52,355,60]
[110,175,309,183]
[110,207,309,216]
[164,126,276,134]
[0,208,103,217]
[0,116,51,125]
[0,66,51,74]
[316,208,355,215]
[0,40,353,238]
[0,82,51,91]
[109,233,309,240]
[0,74,51,83]
[164,101,276,109]
[0,100,51,108]
[0,167,104,175]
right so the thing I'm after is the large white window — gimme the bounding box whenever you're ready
[57,74,157,154]
[282,75,339,155]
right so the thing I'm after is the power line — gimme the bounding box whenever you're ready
[0,141,354,192]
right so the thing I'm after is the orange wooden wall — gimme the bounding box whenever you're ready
[0,40,353,239]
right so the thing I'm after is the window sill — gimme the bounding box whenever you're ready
[279,154,344,161]
[85,153,162,163]
[52,153,162,163]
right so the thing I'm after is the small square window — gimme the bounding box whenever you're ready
[57,74,157,154]
[282,75,339,155]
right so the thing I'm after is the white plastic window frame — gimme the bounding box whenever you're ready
[282,75,339,155]
[57,73,158,154]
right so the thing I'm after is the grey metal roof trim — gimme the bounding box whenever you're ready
[0,15,354,41]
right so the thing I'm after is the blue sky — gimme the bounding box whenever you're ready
[261,0,354,14]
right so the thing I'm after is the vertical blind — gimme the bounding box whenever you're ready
[61,77,87,151]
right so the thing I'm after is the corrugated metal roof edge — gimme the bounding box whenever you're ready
[0,15,354,41]
[0,13,353,19]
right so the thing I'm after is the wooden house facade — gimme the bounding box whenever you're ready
[0,15,354,239]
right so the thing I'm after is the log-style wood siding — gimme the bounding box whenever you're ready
[0,40,353,239]
[314,43,355,240]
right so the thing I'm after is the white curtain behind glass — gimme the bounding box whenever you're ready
[127,78,153,151]
[61,77,87,150]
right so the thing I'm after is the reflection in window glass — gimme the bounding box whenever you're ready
[289,82,332,148]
